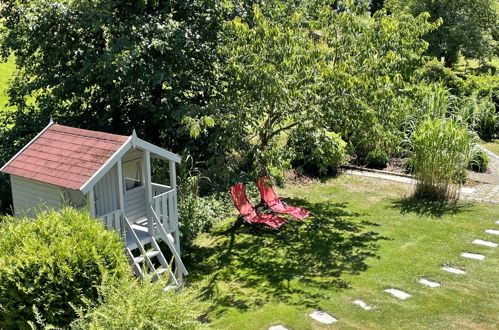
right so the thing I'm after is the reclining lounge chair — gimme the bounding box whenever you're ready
[257,176,310,220]
[230,183,287,229]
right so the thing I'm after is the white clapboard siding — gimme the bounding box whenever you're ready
[94,166,119,216]
[124,186,146,222]
[11,175,62,218]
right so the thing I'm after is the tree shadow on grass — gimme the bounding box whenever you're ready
[391,196,474,218]
[185,199,384,319]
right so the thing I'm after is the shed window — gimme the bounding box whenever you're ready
[124,161,142,191]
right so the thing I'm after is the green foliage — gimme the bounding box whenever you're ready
[71,278,205,330]
[387,0,499,66]
[409,119,476,200]
[289,127,347,176]
[365,149,389,169]
[200,5,320,176]
[0,207,130,328]
[0,0,227,170]
[177,156,229,247]
[468,149,489,172]
[178,176,228,248]
[317,7,438,158]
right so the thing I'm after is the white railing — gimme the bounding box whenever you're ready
[150,206,188,276]
[152,183,172,197]
[152,189,177,233]
[99,209,123,233]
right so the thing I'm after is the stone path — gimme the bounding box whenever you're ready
[384,288,412,300]
[472,239,497,247]
[419,278,440,288]
[269,325,288,330]
[353,299,372,311]
[344,145,499,204]
[485,229,499,235]
[461,252,485,260]
[308,311,337,324]
[442,266,466,275]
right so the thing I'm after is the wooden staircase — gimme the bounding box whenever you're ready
[124,215,187,290]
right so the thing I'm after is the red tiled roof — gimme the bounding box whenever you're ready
[1,123,129,190]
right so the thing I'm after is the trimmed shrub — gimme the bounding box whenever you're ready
[468,149,489,172]
[409,119,476,200]
[289,127,347,176]
[71,277,205,330]
[365,149,389,169]
[0,207,130,328]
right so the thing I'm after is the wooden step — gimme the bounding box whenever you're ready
[163,285,177,292]
[146,250,160,258]
[156,267,169,276]
[133,256,145,264]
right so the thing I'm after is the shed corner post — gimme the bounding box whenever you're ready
[143,150,153,234]
[88,187,96,218]
[117,159,125,235]
[169,159,182,281]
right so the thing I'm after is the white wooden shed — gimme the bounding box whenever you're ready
[0,121,187,285]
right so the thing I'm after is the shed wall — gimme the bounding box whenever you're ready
[11,175,62,218]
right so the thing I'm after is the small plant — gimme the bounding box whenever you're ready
[365,149,389,169]
[468,149,489,172]
[71,277,205,330]
[409,119,475,200]
[0,207,130,328]
[289,127,347,176]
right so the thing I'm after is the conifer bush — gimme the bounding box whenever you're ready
[409,119,476,200]
[0,207,130,328]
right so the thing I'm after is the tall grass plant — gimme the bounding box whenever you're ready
[409,118,476,200]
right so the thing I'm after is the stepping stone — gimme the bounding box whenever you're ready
[442,266,466,274]
[384,288,411,300]
[472,239,497,247]
[308,311,337,324]
[353,299,372,310]
[461,252,485,260]
[485,229,499,235]
[496,220,499,224]
[269,326,288,330]
[418,278,440,288]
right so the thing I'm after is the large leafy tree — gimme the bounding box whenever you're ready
[387,0,499,66]
[0,0,223,158]
[211,6,322,175]
[316,6,438,157]
[186,2,437,176]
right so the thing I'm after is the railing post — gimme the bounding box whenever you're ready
[143,150,153,235]
[117,160,125,236]
[169,159,181,281]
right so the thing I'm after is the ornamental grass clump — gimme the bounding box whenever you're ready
[410,119,475,200]
[71,277,205,330]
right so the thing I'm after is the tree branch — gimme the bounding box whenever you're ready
[268,121,301,139]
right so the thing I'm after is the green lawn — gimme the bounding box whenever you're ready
[0,57,16,121]
[453,57,499,75]
[483,140,499,155]
[187,175,499,329]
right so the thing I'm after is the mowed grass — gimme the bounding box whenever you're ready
[187,174,499,329]
[483,140,499,155]
[0,58,16,120]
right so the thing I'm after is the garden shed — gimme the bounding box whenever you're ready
[0,121,187,284]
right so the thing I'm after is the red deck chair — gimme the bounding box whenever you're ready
[257,176,310,220]
[229,183,286,229]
